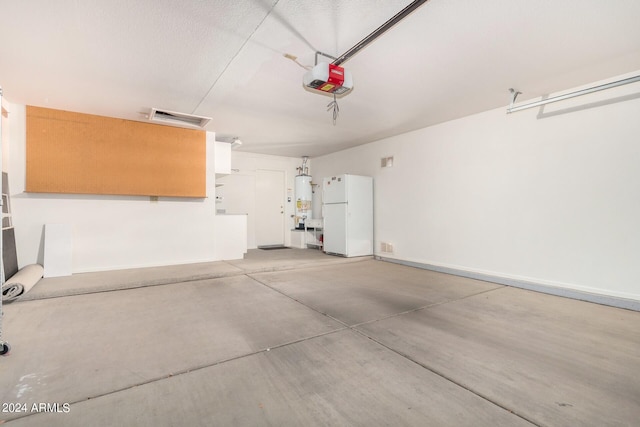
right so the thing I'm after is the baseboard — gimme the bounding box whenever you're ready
[376,256,640,312]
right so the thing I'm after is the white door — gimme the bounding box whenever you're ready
[256,169,285,247]
[323,203,347,255]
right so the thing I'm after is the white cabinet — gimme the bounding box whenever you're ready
[214,141,231,177]
[212,140,245,259]
[214,140,231,210]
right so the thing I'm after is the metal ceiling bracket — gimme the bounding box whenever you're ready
[508,88,522,113]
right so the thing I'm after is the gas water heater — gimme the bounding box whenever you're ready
[295,157,312,230]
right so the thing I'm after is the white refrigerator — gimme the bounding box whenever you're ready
[322,174,373,257]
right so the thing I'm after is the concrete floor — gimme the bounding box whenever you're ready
[1,249,639,426]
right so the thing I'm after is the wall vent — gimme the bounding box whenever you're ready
[148,108,211,129]
[381,156,394,168]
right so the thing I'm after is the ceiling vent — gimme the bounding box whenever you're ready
[148,108,211,129]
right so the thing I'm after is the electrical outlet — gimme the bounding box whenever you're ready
[380,242,394,253]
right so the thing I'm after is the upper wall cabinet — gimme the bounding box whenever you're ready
[214,141,231,177]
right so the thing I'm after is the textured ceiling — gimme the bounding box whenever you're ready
[1,0,640,157]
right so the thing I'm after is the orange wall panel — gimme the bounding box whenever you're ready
[26,106,206,197]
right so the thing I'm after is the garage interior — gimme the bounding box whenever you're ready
[1,1,640,426]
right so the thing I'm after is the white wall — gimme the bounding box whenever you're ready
[1,98,9,172]
[218,152,305,249]
[5,102,218,272]
[312,72,640,301]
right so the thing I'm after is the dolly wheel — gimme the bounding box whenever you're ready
[0,342,10,355]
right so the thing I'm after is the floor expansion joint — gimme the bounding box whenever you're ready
[250,275,540,427]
